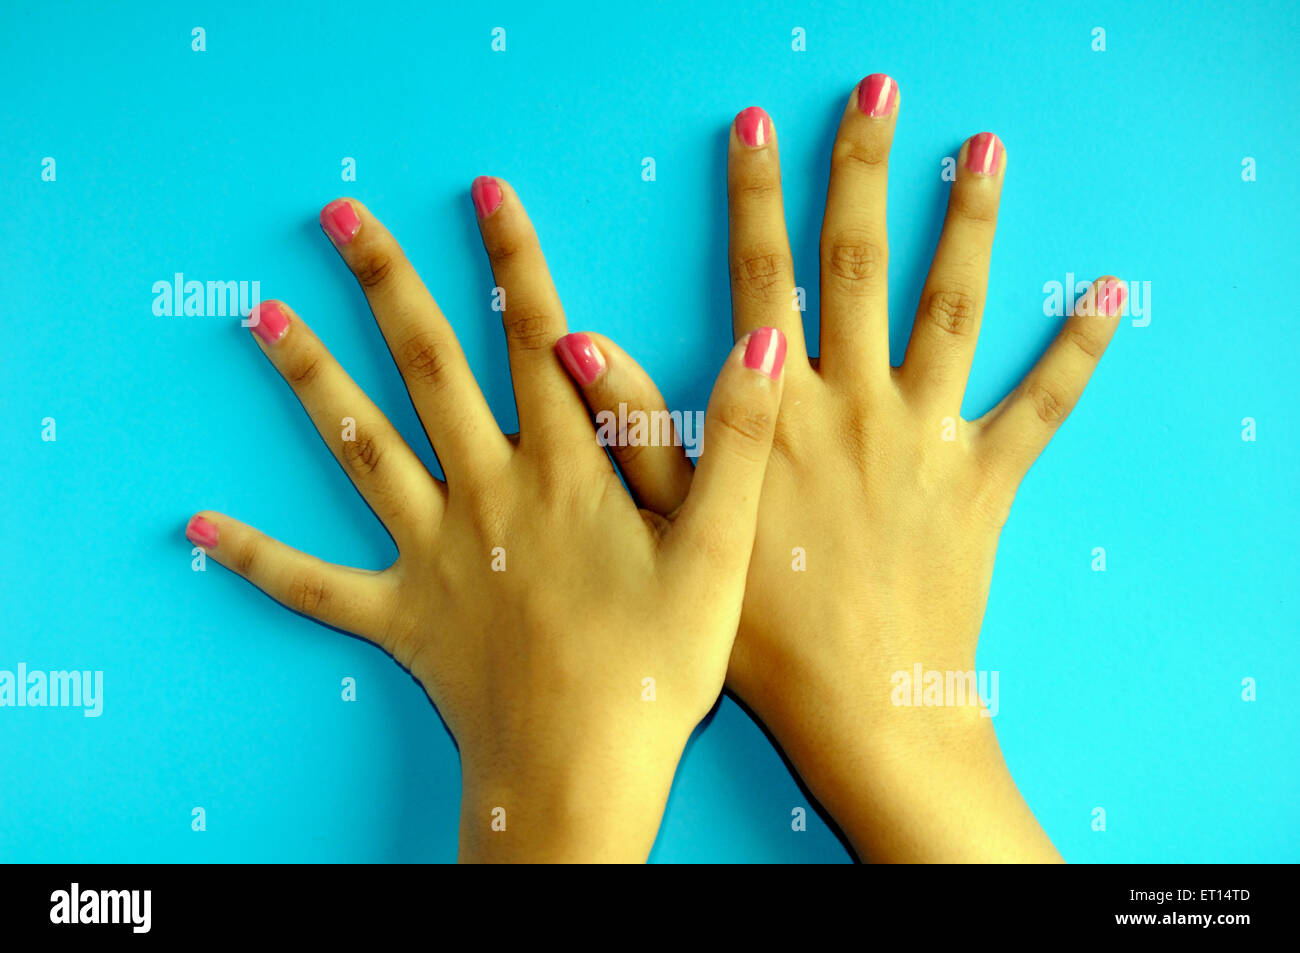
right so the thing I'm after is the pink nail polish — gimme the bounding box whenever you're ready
[320,199,361,245]
[857,74,897,117]
[743,327,787,379]
[735,107,772,148]
[471,176,503,219]
[966,132,1003,176]
[556,333,606,386]
[186,515,219,550]
[1098,280,1127,317]
[250,300,290,344]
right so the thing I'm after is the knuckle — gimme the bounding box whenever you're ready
[341,430,384,476]
[285,352,323,388]
[530,450,585,505]
[1024,377,1072,426]
[831,138,889,172]
[286,572,329,616]
[614,436,650,469]
[824,234,885,292]
[730,246,791,302]
[1062,322,1108,360]
[352,249,395,290]
[732,175,780,202]
[232,536,259,577]
[484,228,533,264]
[949,189,999,225]
[399,332,450,387]
[923,289,978,337]
[466,487,512,544]
[712,403,774,458]
[502,309,554,351]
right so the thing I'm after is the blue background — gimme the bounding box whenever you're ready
[2,0,1296,862]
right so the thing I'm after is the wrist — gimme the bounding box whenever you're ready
[456,735,688,863]
[740,665,1060,863]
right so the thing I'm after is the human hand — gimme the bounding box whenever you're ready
[184,182,787,862]
[555,79,1124,861]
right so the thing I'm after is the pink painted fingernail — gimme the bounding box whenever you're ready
[735,107,772,148]
[320,199,361,245]
[471,176,503,219]
[556,333,606,386]
[857,74,897,117]
[1098,280,1127,317]
[966,132,1003,176]
[250,300,290,344]
[186,515,219,549]
[743,327,787,379]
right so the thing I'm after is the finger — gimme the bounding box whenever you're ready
[319,197,508,480]
[900,132,1006,411]
[184,511,396,642]
[977,277,1125,477]
[727,107,810,375]
[819,74,899,384]
[555,332,695,515]
[470,176,594,449]
[248,300,441,545]
[667,328,786,573]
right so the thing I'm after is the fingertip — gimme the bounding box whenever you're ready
[320,198,362,245]
[185,513,220,550]
[248,299,291,345]
[962,132,1005,177]
[1095,276,1127,318]
[1071,276,1127,319]
[740,326,787,380]
[471,176,504,219]
[734,106,773,149]
[556,332,606,387]
[855,73,899,118]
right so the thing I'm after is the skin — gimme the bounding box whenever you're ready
[187,183,787,862]
[556,82,1124,862]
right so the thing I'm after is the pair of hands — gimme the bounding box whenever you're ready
[186,75,1122,862]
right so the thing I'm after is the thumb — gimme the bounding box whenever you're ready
[665,327,786,571]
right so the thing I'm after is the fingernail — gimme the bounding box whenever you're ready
[1098,280,1127,317]
[471,176,503,219]
[743,327,787,379]
[556,333,606,386]
[966,132,1003,176]
[186,515,219,550]
[857,74,897,117]
[249,300,290,344]
[320,199,361,245]
[735,107,772,148]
